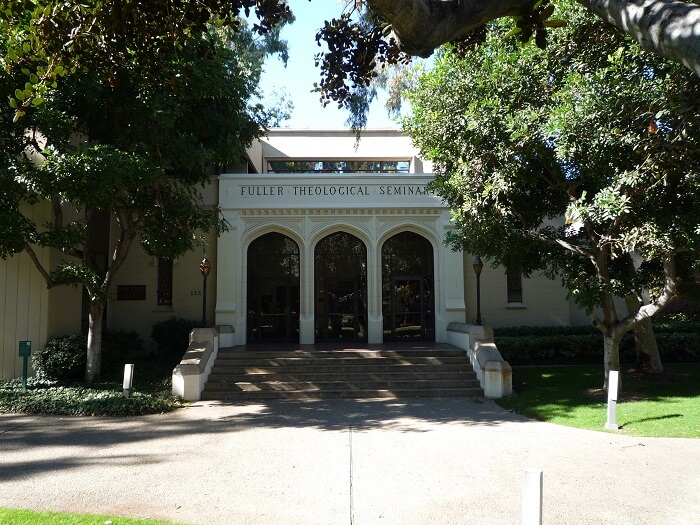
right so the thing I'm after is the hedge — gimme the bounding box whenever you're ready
[494,323,700,365]
[150,317,201,356]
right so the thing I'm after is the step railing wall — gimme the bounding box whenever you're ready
[172,326,232,401]
[446,322,513,398]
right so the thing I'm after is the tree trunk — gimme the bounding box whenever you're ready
[586,0,700,77]
[85,300,104,384]
[625,296,663,374]
[603,332,622,392]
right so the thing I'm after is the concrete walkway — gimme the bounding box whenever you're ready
[1,398,699,525]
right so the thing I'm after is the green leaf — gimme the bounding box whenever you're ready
[505,27,523,38]
[539,4,555,21]
[14,89,25,101]
[543,19,566,28]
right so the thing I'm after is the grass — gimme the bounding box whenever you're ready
[0,355,184,416]
[496,363,700,437]
[0,508,188,525]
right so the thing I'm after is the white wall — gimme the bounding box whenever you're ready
[106,179,220,349]
[462,253,589,327]
[0,202,82,379]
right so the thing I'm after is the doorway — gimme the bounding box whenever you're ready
[247,233,300,343]
[382,232,435,341]
[315,232,367,341]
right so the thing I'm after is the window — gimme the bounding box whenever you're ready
[267,160,410,173]
[507,272,523,304]
[157,259,173,306]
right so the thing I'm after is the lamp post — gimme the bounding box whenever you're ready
[199,257,211,327]
[472,256,484,326]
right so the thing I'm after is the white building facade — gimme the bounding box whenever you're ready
[216,129,467,345]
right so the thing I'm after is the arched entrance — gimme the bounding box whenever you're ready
[382,231,435,341]
[247,232,300,343]
[315,232,368,341]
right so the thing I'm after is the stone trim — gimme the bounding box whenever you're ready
[172,327,230,401]
[446,323,512,399]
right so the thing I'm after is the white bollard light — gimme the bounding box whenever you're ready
[123,363,135,398]
[605,370,620,430]
[522,468,543,525]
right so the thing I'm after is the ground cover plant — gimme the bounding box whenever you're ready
[0,508,188,525]
[496,364,700,437]
[0,354,183,416]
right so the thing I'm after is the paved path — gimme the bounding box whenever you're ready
[1,398,699,524]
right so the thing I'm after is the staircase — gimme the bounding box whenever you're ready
[200,343,482,400]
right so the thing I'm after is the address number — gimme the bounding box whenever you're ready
[191,290,202,296]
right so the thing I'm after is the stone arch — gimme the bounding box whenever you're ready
[245,229,302,343]
[313,230,369,342]
[380,229,436,342]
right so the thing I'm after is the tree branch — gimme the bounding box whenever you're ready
[365,0,700,76]
[585,0,700,77]
[616,254,679,334]
[366,0,532,57]
[23,243,55,288]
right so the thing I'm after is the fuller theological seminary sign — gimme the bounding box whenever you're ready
[239,184,434,197]
[224,174,443,210]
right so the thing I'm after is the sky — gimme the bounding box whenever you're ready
[257,0,398,129]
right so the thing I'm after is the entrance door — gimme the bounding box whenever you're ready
[247,232,300,343]
[315,232,367,342]
[382,232,435,342]
[390,276,433,340]
[252,278,300,342]
[319,277,360,341]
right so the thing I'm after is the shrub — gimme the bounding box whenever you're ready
[151,317,200,356]
[100,329,145,377]
[103,329,144,356]
[495,327,700,365]
[32,334,87,382]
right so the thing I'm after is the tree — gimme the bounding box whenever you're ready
[1,0,292,119]
[401,3,700,389]
[1,21,289,383]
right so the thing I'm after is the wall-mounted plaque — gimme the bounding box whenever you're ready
[117,285,146,300]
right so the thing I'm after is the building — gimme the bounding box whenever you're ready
[0,129,588,378]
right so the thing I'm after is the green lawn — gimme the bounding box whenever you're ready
[495,364,700,438]
[0,508,188,525]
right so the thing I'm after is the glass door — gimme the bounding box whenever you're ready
[253,278,300,342]
[319,277,359,341]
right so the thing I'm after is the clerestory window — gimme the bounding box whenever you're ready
[267,160,410,173]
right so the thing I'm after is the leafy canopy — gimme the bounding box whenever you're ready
[403,2,700,322]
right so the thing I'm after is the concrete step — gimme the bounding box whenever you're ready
[216,348,467,359]
[200,387,482,401]
[207,370,474,382]
[210,356,470,367]
[204,379,481,392]
[208,364,473,375]
[201,345,483,400]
